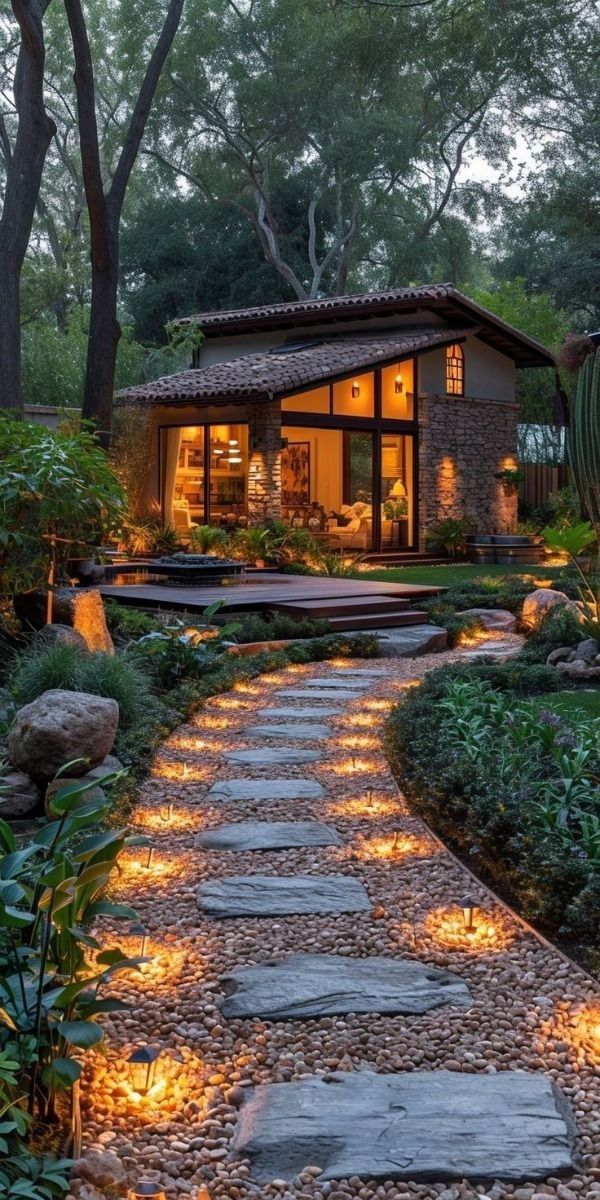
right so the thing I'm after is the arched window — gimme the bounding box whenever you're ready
[446,343,464,396]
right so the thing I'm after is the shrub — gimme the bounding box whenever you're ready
[385,661,599,957]
[127,633,225,690]
[104,599,165,641]
[0,416,124,602]
[228,612,331,643]
[10,641,83,704]
[426,516,473,557]
[519,606,585,664]
[76,652,149,727]
[10,641,151,727]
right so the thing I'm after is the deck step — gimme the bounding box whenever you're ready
[269,594,412,619]
[323,611,428,632]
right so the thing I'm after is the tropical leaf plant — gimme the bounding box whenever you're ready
[0,765,143,1152]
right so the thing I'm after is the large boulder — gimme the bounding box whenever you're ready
[14,588,114,653]
[521,588,582,632]
[0,770,41,819]
[377,625,448,658]
[459,607,517,632]
[8,690,119,782]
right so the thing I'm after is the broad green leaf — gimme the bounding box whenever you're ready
[41,1056,82,1088]
[86,899,138,920]
[56,1019,104,1049]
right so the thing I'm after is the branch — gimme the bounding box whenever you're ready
[109,0,185,216]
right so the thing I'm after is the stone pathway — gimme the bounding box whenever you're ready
[85,647,600,1200]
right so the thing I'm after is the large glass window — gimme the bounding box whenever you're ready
[381,360,415,419]
[282,425,373,550]
[380,433,414,548]
[161,423,248,533]
[281,386,330,414]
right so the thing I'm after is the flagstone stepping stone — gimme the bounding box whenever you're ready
[302,677,372,690]
[206,779,324,802]
[225,747,321,765]
[219,953,471,1019]
[259,706,343,719]
[331,668,389,676]
[278,688,364,701]
[245,723,330,740]
[196,821,343,852]
[197,875,370,918]
[232,1070,577,1184]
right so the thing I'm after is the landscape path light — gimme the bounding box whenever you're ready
[460,895,479,934]
[128,1182,167,1200]
[127,1045,161,1096]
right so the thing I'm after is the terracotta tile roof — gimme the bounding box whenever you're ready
[176,283,454,331]
[118,327,470,406]
[172,282,554,368]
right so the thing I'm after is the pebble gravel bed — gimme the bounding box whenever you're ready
[74,645,600,1200]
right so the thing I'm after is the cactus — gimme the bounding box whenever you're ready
[569,347,600,539]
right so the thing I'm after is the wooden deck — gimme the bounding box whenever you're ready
[99,571,442,622]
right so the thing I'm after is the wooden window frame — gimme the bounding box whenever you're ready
[446,343,465,396]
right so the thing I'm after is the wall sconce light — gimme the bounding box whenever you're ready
[351,381,360,398]
[460,895,479,933]
[128,1183,167,1200]
[127,1045,160,1096]
[394,374,404,394]
[129,922,148,959]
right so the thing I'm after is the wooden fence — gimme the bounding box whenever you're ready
[519,464,570,510]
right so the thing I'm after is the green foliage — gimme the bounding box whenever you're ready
[187,525,230,555]
[0,417,124,601]
[120,511,181,556]
[228,613,331,644]
[542,521,597,559]
[385,661,599,951]
[127,631,226,691]
[426,517,473,558]
[542,523,600,638]
[519,606,585,664]
[103,601,165,642]
[10,643,150,728]
[0,771,139,1145]
[423,573,534,625]
[21,312,143,411]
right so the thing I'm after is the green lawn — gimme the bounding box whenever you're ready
[532,690,600,721]
[353,563,561,587]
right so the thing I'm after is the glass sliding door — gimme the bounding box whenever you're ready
[162,425,206,538]
[380,433,415,549]
[208,423,248,525]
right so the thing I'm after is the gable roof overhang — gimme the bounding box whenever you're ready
[118,327,472,408]
[173,283,554,369]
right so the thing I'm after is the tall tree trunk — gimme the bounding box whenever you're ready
[0,0,55,414]
[84,216,120,442]
[65,0,184,446]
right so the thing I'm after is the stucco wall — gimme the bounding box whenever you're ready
[418,393,519,539]
[418,335,515,403]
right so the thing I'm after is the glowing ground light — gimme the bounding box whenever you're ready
[330,794,401,818]
[133,807,197,832]
[356,833,435,860]
[423,905,515,953]
[365,698,394,712]
[336,734,380,750]
[198,715,230,729]
[233,682,262,695]
[152,762,208,782]
[330,756,382,775]
[211,696,252,709]
[547,1003,600,1064]
[167,735,226,752]
[344,713,381,728]
[117,852,184,885]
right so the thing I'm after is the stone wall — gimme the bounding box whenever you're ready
[247,399,282,524]
[418,394,519,540]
